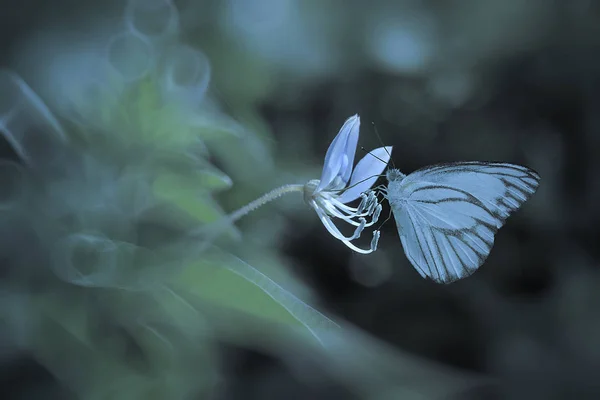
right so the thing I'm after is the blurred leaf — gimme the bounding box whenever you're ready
[153,175,226,223]
[204,36,274,105]
[179,249,340,345]
[196,168,233,191]
[31,290,216,399]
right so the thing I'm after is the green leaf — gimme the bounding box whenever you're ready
[180,249,340,345]
[153,175,226,223]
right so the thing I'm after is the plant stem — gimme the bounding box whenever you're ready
[193,184,305,251]
[227,184,305,223]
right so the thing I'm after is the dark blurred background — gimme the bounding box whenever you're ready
[1,0,599,399]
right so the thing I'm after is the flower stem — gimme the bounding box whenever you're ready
[227,184,304,223]
[193,184,305,251]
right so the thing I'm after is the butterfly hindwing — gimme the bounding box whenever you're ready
[388,162,540,284]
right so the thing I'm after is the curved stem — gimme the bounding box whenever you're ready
[227,184,304,223]
[194,184,304,251]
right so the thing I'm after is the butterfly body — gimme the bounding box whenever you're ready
[384,162,540,284]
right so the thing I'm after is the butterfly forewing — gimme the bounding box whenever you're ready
[388,162,540,284]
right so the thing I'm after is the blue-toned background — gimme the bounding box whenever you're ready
[0,1,596,399]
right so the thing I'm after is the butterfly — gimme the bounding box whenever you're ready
[383,162,540,284]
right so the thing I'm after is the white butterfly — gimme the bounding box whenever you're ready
[383,162,540,284]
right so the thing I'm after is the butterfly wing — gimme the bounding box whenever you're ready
[389,162,540,284]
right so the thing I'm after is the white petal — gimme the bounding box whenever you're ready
[338,146,392,203]
[317,114,360,191]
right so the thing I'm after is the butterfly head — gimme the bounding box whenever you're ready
[386,168,406,183]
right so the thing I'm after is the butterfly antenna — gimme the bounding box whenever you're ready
[360,146,388,165]
[343,173,387,192]
[372,121,396,169]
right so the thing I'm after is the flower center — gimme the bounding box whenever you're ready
[303,179,320,204]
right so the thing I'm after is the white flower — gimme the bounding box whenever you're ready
[303,114,392,254]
